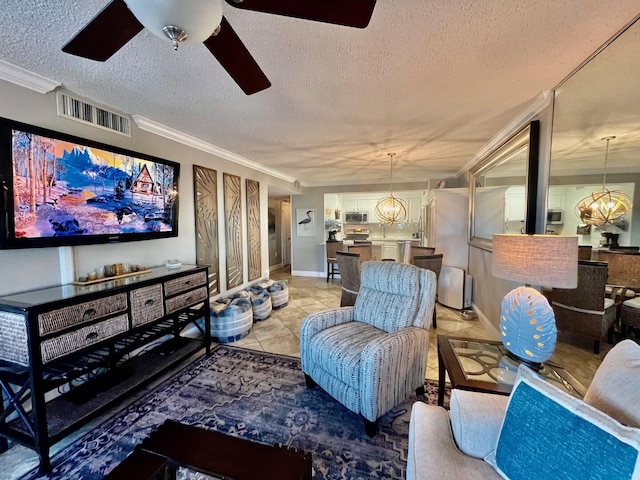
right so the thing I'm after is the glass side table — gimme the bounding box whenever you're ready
[436,335,587,406]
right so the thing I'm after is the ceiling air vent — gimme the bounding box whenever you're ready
[56,91,131,136]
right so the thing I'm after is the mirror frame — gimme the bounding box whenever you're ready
[468,120,540,251]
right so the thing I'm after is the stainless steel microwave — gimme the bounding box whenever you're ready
[547,209,564,225]
[345,212,368,223]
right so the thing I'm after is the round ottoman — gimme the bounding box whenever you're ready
[267,280,289,310]
[209,297,253,343]
[247,285,273,321]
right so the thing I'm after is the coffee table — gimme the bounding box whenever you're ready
[437,335,587,406]
[105,419,312,480]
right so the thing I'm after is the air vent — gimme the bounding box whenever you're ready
[56,91,131,136]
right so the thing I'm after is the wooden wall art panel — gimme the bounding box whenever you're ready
[223,173,243,289]
[193,165,219,294]
[246,179,261,281]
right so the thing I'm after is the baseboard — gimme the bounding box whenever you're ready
[472,304,500,340]
[291,270,325,278]
[269,263,284,272]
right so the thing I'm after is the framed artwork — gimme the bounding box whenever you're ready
[193,165,219,294]
[246,179,261,281]
[296,209,316,237]
[224,173,243,289]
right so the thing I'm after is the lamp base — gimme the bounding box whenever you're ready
[505,349,543,372]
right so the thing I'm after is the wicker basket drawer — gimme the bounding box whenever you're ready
[0,311,29,366]
[38,293,128,336]
[164,271,207,297]
[130,284,164,328]
[40,313,129,363]
[165,286,208,314]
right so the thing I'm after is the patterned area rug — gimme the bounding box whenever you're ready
[24,345,450,479]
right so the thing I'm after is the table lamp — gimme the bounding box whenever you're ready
[492,234,578,368]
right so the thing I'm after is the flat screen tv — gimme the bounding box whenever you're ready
[0,118,180,249]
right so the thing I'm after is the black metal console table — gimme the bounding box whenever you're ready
[0,264,211,472]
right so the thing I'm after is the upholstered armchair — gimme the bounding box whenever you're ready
[300,261,436,436]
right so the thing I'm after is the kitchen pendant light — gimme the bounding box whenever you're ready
[375,153,408,225]
[574,136,632,226]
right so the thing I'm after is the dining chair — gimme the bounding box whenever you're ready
[545,260,617,354]
[326,241,343,282]
[347,243,372,263]
[597,250,640,292]
[577,245,592,260]
[410,246,436,264]
[413,254,443,328]
[336,251,361,307]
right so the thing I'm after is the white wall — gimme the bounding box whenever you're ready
[0,80,293,297]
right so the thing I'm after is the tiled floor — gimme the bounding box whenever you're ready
[224,266,605,387]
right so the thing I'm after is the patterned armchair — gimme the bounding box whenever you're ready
[300,261,436,436]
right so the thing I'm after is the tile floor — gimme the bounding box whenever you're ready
[227,266,606,388]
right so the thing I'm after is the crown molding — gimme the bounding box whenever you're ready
[457,90,553,176]
[0,59,61,94]
[132,115,297,184]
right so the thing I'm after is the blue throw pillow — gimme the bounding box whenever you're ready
[485,365,640,480]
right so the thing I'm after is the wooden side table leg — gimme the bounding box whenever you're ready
[437,345,445,407]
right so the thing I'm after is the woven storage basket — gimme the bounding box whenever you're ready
[40,313,129,363]
[130,284,164,327]
[38,293,128,336]
[165,286,208,314]
[0,311,29,366]
[164,271,207,297]
[247,286,272,321]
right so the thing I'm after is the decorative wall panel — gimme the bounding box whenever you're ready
[246,179,261,281]
[224,173,243,289]
[193,165,219,294]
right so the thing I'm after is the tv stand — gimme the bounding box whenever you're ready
[0,265,210,473]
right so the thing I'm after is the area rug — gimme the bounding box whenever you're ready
[24,345,450,479]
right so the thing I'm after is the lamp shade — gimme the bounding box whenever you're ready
[492,234,578,289]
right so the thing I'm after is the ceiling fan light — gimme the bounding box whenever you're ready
[125,0,223,44]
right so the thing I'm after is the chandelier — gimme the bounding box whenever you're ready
[574,136,632,226]
[375,153,408,225]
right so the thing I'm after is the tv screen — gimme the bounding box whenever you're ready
[0,118,180,249]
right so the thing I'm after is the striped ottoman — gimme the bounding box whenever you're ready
[209,297,253,343]
[267,280,289,309]
[234,288,273,322]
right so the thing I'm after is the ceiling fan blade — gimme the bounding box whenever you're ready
[225,0,377,28]
[203,17,271,95]
[62,0,144,61]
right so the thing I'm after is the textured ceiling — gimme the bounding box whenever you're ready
[1,1,639,189]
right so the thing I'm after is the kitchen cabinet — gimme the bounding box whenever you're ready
[383,243,398,260]
[504,187,525,221]
[547,188,566,210]
[408,197,422,223]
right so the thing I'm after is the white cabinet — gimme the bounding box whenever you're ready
[343,199,358,212]
[408,197,422,223]
[547,189,566,210]
[383,242,398,260]
[504,187,525,221]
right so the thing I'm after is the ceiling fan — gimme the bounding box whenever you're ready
[62,0,378,95]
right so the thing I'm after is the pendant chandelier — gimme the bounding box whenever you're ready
[375,153,408,225]
[574,136,632,226]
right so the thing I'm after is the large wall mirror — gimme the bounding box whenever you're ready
[548,16,640,249]
[469,121,540,251]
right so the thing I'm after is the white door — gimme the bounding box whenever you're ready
[281,201,291,266]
